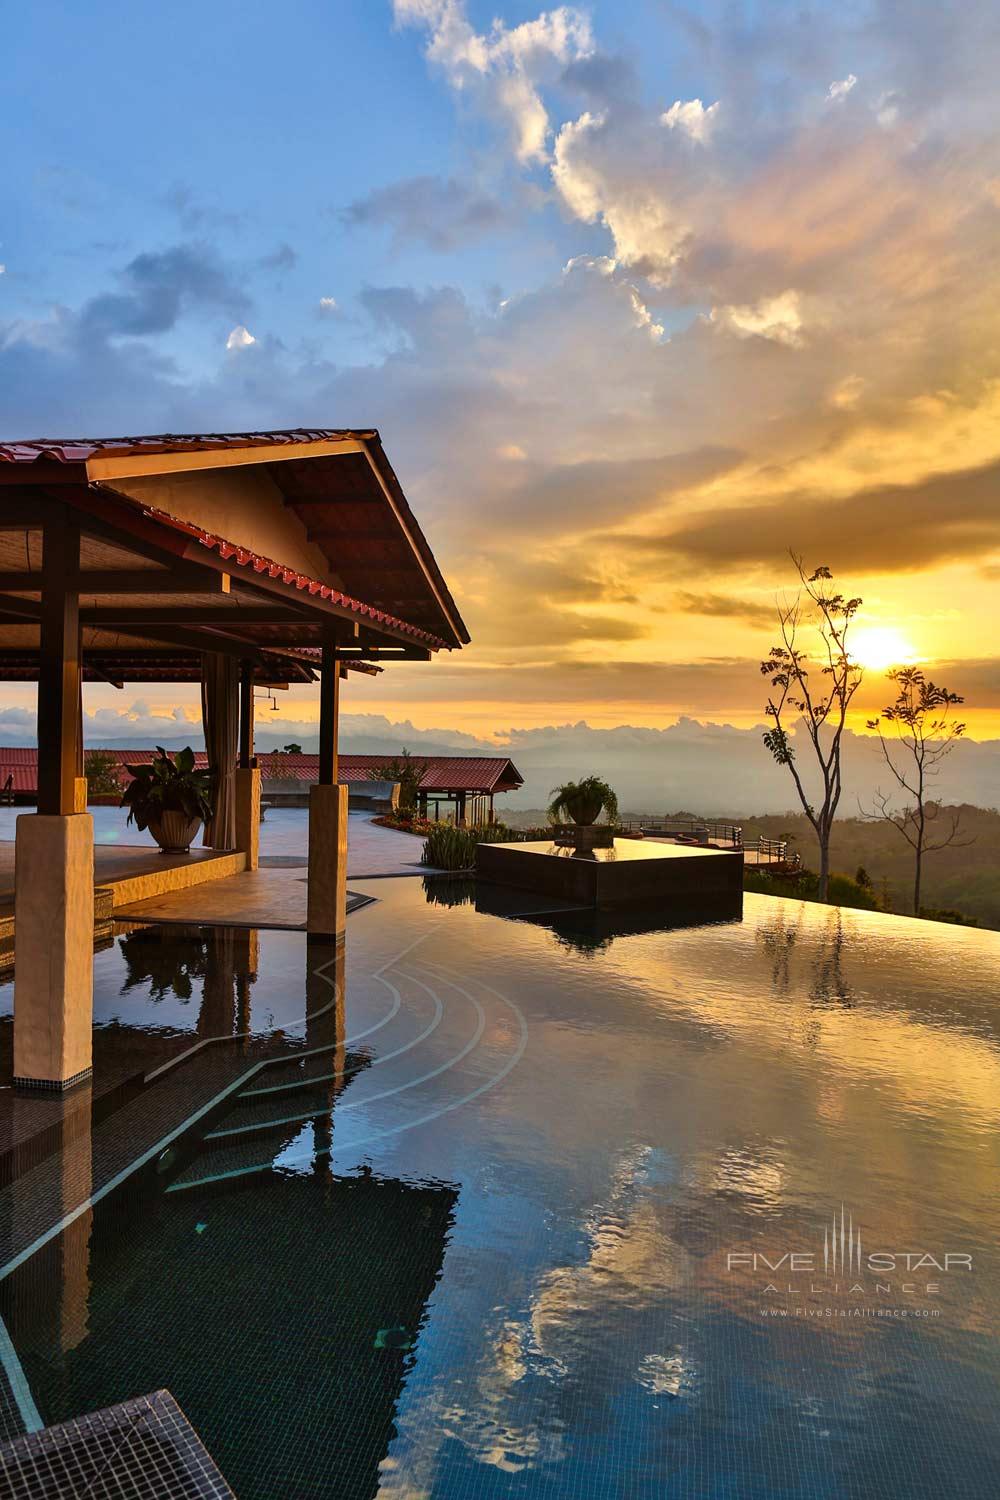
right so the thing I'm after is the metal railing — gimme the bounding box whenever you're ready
[626,816,744,846]
[622,816,798,867]
[745,836,799,866]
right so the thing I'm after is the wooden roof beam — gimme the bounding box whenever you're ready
[79,605,319,627]
[101,621,271,663]
[0,593,42,621]
[335,644,432,662]
[0,568,233,595]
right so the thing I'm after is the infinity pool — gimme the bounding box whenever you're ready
[1,879,998,1497]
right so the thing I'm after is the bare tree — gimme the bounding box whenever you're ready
[760,557,863,901]
[865,668,970,915]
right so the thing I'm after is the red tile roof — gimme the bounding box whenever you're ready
[0,749,524,797]
[0,429,374,464]
[0,428,468,651]
[135,502,445,647]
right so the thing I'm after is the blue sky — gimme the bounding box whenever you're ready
[2,0,1000,752]
[5,0,596,376]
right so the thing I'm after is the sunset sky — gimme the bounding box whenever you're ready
[3,0,999,745]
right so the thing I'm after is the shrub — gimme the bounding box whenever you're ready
[421,821,515,870]
[368,746,423,812]
[84,749,121,795]
[744,866,878,910]
[919,906,979,926]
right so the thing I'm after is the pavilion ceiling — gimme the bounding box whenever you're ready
[0,428,468,685]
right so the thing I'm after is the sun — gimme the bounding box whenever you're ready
[849,625,918,672]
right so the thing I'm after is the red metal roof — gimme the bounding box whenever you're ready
[0,749,523,797]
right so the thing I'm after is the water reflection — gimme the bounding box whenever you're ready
[0,923,460,1500]
[423,873,744,953]
[1,881,999,1498]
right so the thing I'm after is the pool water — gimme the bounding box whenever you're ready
[0,804,427,875]
[1,880,999,1497]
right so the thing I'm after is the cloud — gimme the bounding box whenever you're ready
[344,174,511,251]
[80,243,248,338]
[710,290,805,347]
[5,0,1000,739]
[225,324,256,350]
[162,184,246,235]
[827,73,858,102]
[661,98,719,142]
[672,592,776,626]
[560,51,637,107]
[494,444,743,534]
[392,0,593,162]
[258,243,297,272]
[638,457,1000,574]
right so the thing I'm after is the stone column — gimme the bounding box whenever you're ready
[307,783,348,936]
[234,765,261,870]
[14,812,94,1089]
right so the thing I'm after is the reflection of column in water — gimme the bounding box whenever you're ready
[198,928,235,1040]
[197,927,262,1041]
[305,934,346,1176]
[8,1081,93,1362]
[235,928,260,1047]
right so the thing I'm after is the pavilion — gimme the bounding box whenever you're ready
[0,428,468,1091]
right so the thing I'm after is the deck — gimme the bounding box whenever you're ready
[0,840,245,910]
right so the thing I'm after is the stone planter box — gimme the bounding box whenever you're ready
[476,837,744,912]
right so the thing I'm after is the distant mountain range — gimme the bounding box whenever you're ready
[0,707,996,818]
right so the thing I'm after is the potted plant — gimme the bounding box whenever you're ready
[121,746,214,853]
[547,776,619,827]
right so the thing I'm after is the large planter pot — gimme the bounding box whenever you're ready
[563,791,604,825]
[148,810,203,854]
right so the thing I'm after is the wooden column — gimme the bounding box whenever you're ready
[15,506,94,1089]
[235,660,260,869]
[308,640,346,935]
[318,641,340,785]
[37,511,81,816]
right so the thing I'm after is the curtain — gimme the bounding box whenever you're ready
[201,652,238,848]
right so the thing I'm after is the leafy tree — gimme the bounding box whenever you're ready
[865,667,971,915]
[760,557,863,901]
[368,746,423,812]
[279,742,303,756]
[83,749,121,795]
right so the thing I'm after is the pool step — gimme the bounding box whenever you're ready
[201,1098,331,1146]
[238,1054,366,1103]
[166,1130,325,1192]
[161,1050,370,1192]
